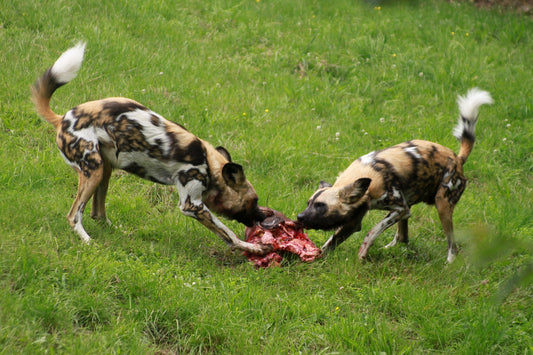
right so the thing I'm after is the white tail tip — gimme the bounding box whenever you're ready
[457,88,493,121]
[453,88,493,140]
[50,41,86,84]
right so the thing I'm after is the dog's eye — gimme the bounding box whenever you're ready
[314,202,327,213]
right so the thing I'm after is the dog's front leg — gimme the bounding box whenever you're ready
[321,222,361,253]
[176,181,272,255]
[358,209,409,260]
[384,218,409,249]
[180,196,272,254]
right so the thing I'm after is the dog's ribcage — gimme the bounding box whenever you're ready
[57,98,208,185]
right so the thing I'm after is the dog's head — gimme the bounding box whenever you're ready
[208,146,265,227]
[297,178,371,231]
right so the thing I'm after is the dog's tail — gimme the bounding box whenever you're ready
[453,88,493,164]
[31,42,86,130]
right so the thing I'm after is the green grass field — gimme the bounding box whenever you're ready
[1,0,532,353]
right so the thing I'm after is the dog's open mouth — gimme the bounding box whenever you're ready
[244,207,322,268]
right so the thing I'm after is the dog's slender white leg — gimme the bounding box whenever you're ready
[67,167,103,244]
[384,236,398,249]
[435,194,458,264]
[72,202,91,244]
[176,180,272,255]
[358,209,408,260]
[181,198,272,254]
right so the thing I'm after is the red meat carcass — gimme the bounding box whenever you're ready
[244,207,322,268]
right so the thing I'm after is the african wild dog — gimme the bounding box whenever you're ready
[31,42,272,255]
[297,88,493,263]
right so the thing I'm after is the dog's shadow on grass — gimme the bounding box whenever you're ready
[318,236,445,267]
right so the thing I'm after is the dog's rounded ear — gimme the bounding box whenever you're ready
[216,146,232,162]
[340,178,371,204]
[222,162,246,187]
[319,181,332,189]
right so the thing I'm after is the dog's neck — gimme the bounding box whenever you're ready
[201,140,230,209]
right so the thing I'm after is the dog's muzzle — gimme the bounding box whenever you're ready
[297,210,342,231]
[296,211,319,229]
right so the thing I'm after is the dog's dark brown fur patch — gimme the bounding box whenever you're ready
[298,89,493,263]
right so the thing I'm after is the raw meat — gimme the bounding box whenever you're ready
[244,207,322,268]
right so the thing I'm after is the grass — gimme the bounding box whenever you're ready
[1,0,532,353]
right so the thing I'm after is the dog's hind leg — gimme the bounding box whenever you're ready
[91,161,112,225]
[436,164,466,263]
[435,193,458,263]
[67,167,104,244]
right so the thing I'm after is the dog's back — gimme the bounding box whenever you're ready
[58,97,207,185]
[336,139,464,208]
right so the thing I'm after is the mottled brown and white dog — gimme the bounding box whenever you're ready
[32,42,272,255]
[297,89,493,263]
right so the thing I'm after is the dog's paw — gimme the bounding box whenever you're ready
[244,243,274,256]
[384,238,398,249]
[80,236,92,245]
[446,252,457,264]
[257,243,274,255]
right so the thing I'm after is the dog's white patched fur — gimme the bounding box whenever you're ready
[32,43,271,255]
